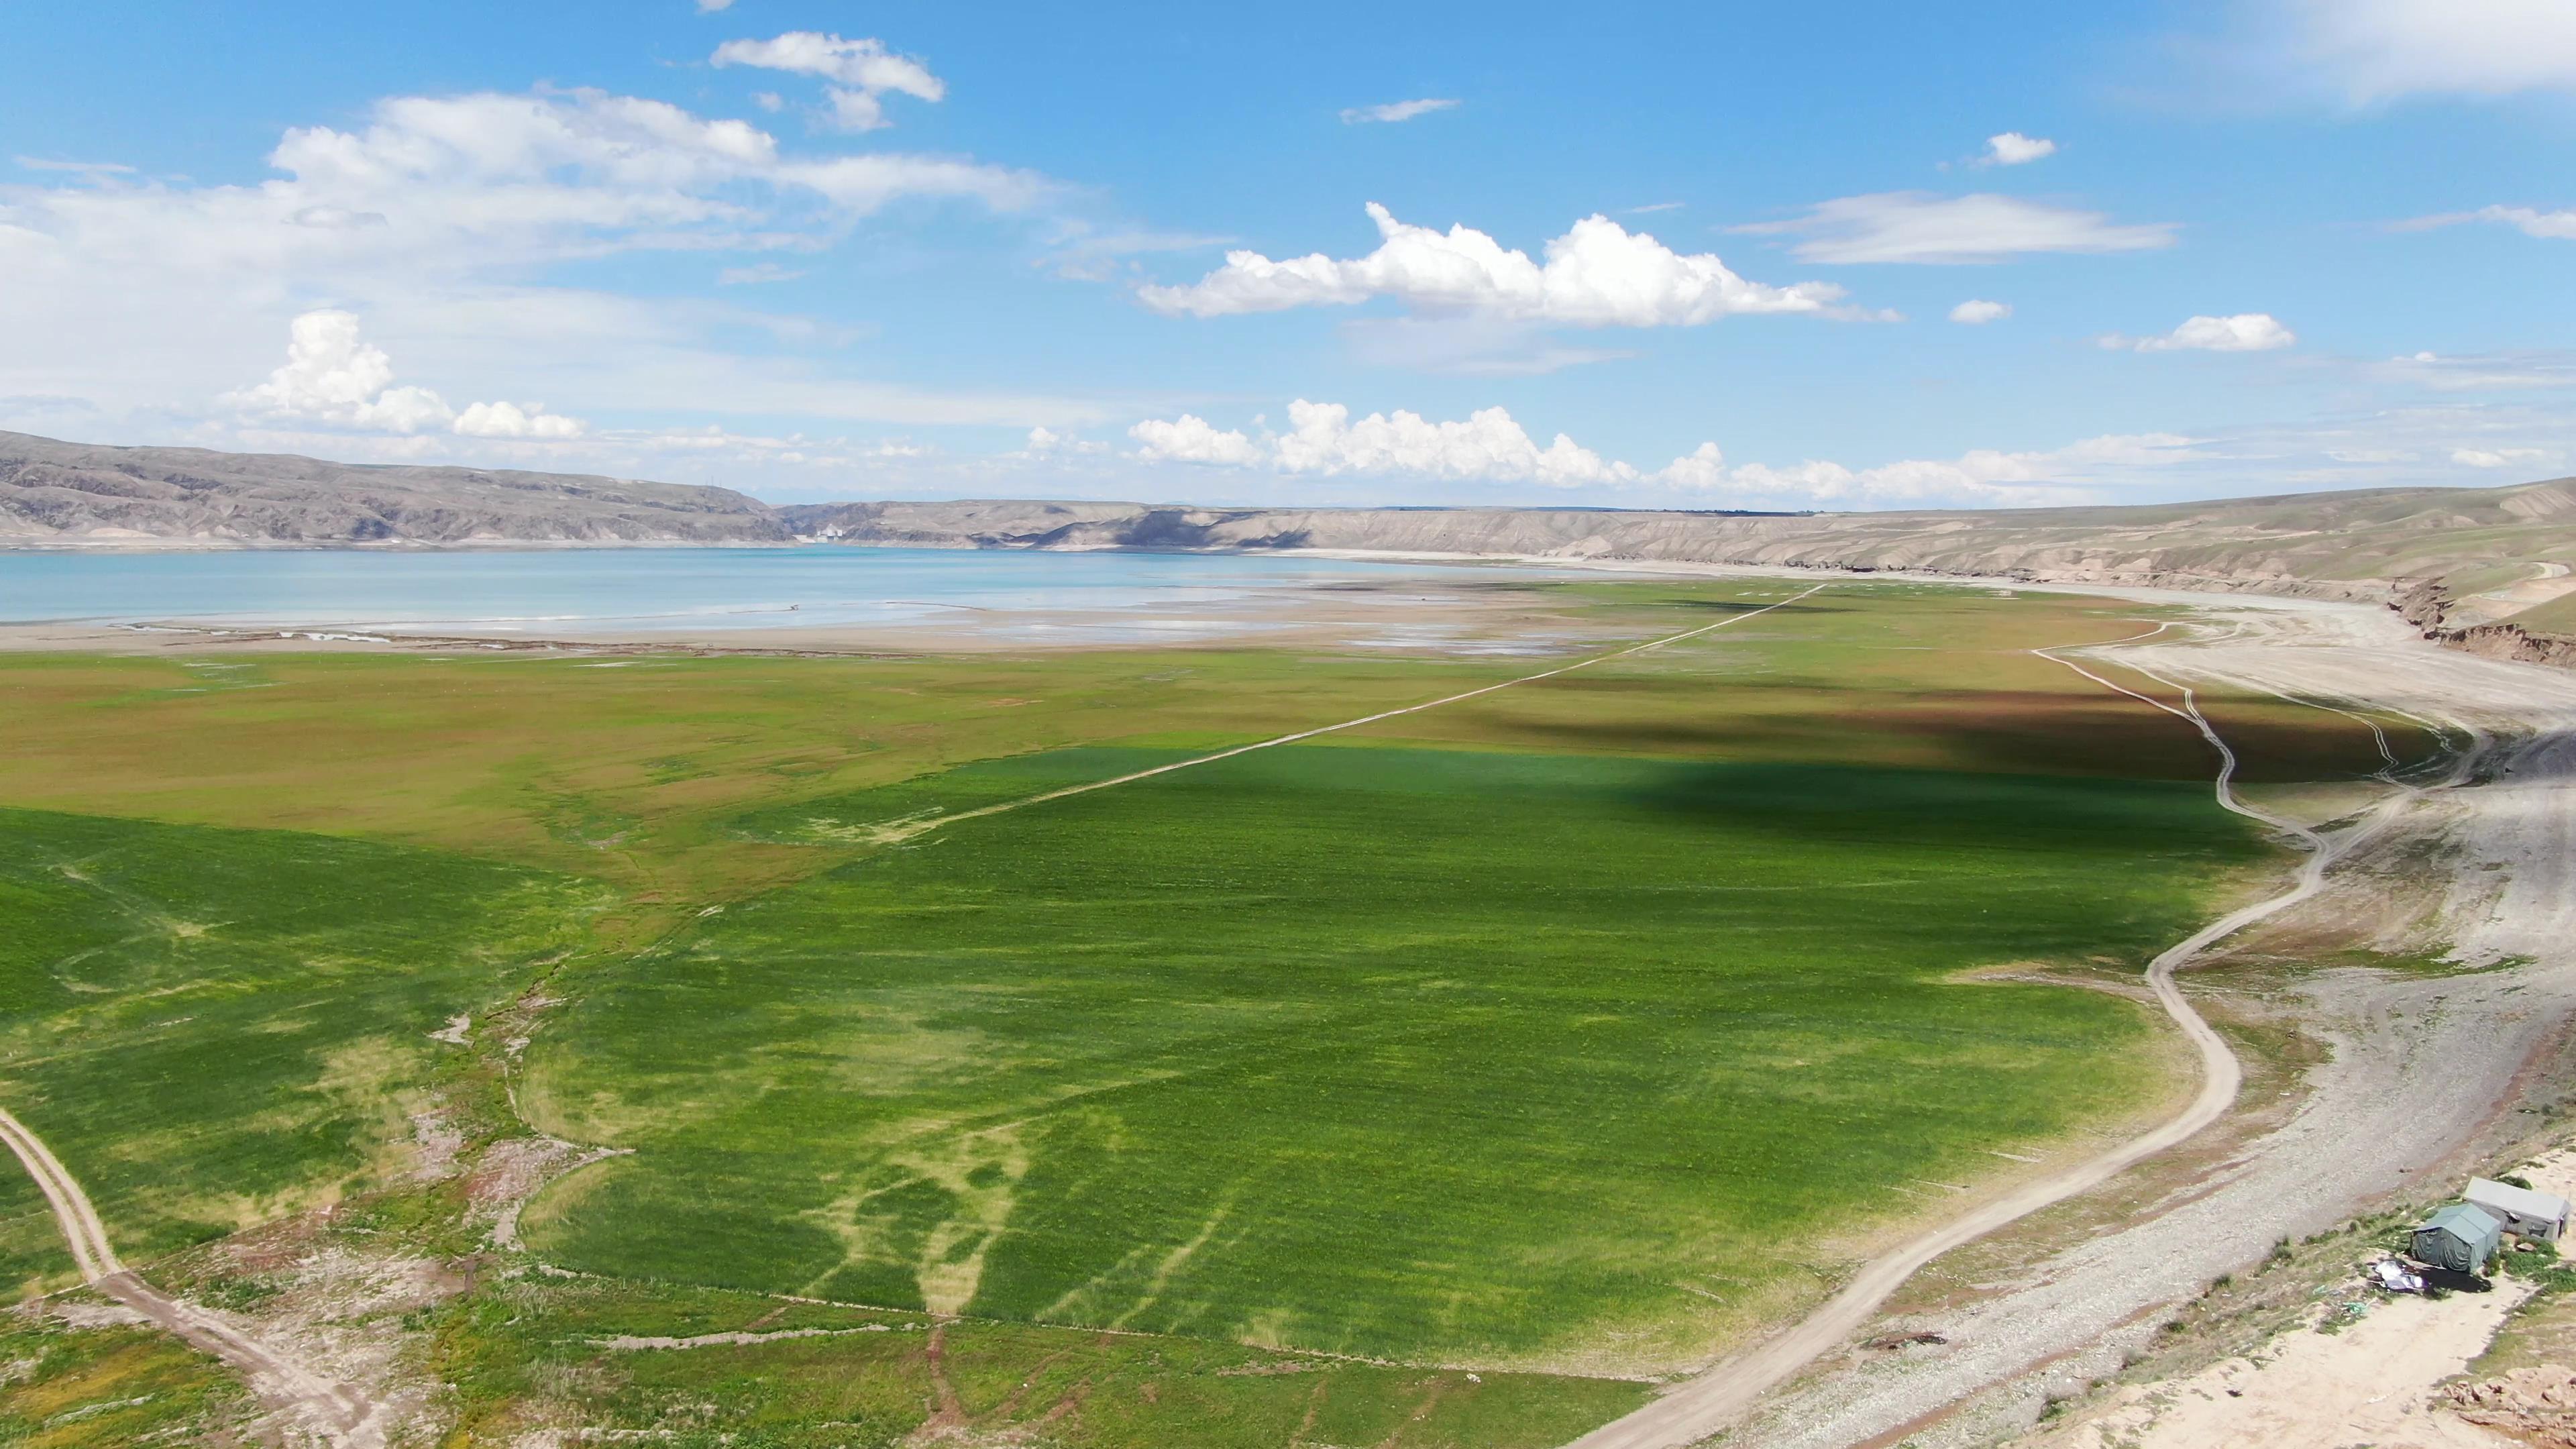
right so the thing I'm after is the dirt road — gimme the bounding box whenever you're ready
[1584,594,2576,1449]
[0,1106,386,1447]
[1560,617,2438,1449]
[885,580,1834,842]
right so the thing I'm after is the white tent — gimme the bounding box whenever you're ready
[2467,1178,2571,1242]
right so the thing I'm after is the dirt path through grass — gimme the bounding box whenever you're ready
[1559,619,2459,1449]
[0,1105,387,1448]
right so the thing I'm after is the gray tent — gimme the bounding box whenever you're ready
[2467,1178,2571,1242]
[2414,1203,2504,1273]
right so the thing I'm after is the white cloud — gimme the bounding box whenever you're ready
[2105,313,2298,353]
[1724,433,2202,506]
[1272,400,1638,486]
[1736,193,2178,264]
[1119,400,2203,506]
[1124,400,1667,487]
[1340,99,1459,125]
[2381,351,2576,391]
[0,84,1055,425]
[2265,0,2576,102]
[1949,299,2012,325]
[2452,446,2549,468]
[228,309,453,433]
[2405,205,2576,241]
[15,157,138,177]
[697,0,736,11]
[711,32,944,132]
[227,309,585,439]
[1020,425,1107,457]
[454,399,586,439]
[1981,132,2057,165]
[1138,203,1847,326]
[1658,441,1727,489]
[1128,414,1263,467]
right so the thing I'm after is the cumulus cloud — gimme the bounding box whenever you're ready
[2264,0,2576,102]
[711,32,945,131]
[227,310,586,439]
[1340,99,1458,124]
[2105,313,2298,353]
[1120,400,2204,506]
[1128,400,1720,490]
[1138,203,1847,326]
[1736,193,2178,264]
[696,0,735,10]
[1128,414,1263,467]
[453,399,586,439]
[1271,400,1638,486]
[1949,299,2012,325]
[1019,425,1108,458]
[229,310,454,433]
[1981,132,2057,165]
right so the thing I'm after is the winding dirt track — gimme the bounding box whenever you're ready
[0,1106,384,1447]
[1560,627,2403,1449]
[1567,592,2576,1449]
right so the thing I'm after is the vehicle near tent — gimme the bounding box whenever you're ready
[2413,1203,2505,1275]
[2467,1177,2572,1242]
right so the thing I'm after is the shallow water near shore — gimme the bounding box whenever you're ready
[0,546,1534,637]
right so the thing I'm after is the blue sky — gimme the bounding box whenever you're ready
[3,0,2571,507]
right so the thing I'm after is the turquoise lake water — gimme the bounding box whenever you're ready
[0,547,1511,635]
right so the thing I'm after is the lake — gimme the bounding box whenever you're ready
[0,547,1527,638]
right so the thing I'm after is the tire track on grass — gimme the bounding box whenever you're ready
[0,1106,386,1448]
[1560,625,2447,1449]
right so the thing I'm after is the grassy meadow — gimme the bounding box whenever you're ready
[525,742,2261,1373]
[0,576,2427,1437]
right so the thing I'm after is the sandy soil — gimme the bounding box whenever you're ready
[2053,1287,2532,1449]
[2027,1143,2576,1449]
[1626,594,2576,1449]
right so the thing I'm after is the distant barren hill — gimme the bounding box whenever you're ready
[9,431,2574,655]
[782,482,2576,625]
[0,431,788,545]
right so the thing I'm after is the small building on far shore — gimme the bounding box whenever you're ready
[2467,1178,2571,1242]
[2414,1203,2504,1274]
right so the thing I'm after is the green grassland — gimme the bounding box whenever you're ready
[428,1278,1649,1448]
[0,806,600,1289]
[2504,588,2576,637]
[519,740,2263,1375]
[0,576,2427,1436]
[0,1309,252,1447]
